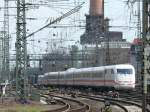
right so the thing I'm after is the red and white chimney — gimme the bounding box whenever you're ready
[90,0,104,16]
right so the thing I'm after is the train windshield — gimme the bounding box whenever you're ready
[117,69,133,74]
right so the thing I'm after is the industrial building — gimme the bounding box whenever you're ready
[80,0,131,66]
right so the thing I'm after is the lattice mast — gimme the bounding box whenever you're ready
[0,33,3,77]
[142,0,150,112]
[2,0,10,81]
[137,0,141,38]
[16,0,28,100]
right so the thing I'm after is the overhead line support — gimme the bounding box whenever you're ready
[16,0,28,101]
[2,0,10,81]
[142,0,149,111]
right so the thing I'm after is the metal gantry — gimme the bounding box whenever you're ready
[16,0,28,101]
[2,0,10,81]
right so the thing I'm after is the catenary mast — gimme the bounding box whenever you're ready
[142,0,149,112]
[16,0,28,101]
[2,0,10,81]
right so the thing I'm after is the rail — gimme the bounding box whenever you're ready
[78,94,128,112]
[48,94,90,112]
[41,94,90,112]
[41,95,70,112]
[80,94,150,112]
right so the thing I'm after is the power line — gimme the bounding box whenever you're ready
[26,2,85,38]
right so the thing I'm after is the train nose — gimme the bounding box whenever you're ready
[115,80,135,89]
[115,84,135,90]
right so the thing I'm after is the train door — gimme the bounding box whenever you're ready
[105,69,114,87]
[91,69,94,87]
[63,72,67,86]
[73,71,79,86]
[69,71,73,86]
[72,71,75,87]
[57,72,60,86]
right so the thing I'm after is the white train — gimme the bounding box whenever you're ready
[38,64,135,90]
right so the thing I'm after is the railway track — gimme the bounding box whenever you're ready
[112,88,150,106]
[84,93,150,112]
[41,94,90,112]
[39,87,150,111]
[63,88,150,112]
[41,95,70,112]
[77,95,128,112]
[78,93,143,112]
[118,90,150,111]
[48,91,141,112]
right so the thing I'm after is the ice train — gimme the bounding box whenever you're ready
[38,64,135,90]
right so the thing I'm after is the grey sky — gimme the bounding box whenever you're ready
[0,0,138,55]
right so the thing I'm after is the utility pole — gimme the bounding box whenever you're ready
[2,0,10,81]
[142,0,149,111]
[16,0,28,101]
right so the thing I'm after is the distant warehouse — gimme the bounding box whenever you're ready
[80,41,131,67]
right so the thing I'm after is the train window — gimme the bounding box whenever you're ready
[93,73,96,77]
[68,74,71,79]
[82,72,90,78]
[66,74,69,79]
[87,72,91,78]
[80,73,84,78]
[67,73,72,79]
[62,75,65,79]
[54,76,56,79]
[73,73,76,79]
[94,73,98,77]
[100,71,104,77]
[93,72,103,78]
[70,73,73,78]
[50,76,56,79]
[84,72,88,78]
[80,73,82,78]
[59,75,63,79]
[83,73,86,78]
[117,69,133,74]
[104,69,114,75]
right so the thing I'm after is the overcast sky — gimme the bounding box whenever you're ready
[0,0,138,55]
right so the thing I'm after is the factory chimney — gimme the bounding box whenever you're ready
[80,0,105,44]
[90,0,104,16]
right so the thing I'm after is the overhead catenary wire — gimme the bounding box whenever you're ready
[26,2,85,38]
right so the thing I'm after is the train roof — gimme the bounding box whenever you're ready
[40,64,134,77]
[67,68,77,71]
[75,64,133,70]
[113,64,134,69]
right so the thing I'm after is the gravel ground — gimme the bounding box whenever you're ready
[0,97,63,112]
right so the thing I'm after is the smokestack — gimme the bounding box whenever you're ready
[90,0,104,16]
